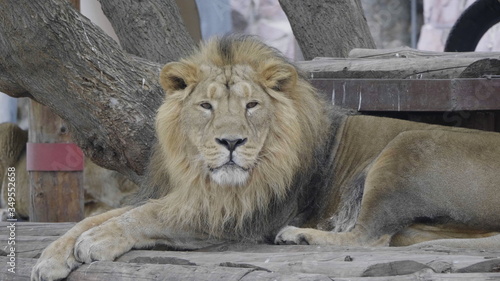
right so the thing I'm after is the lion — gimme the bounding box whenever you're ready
[31,36,500,281]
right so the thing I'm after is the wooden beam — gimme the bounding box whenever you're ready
[312,78,500,112]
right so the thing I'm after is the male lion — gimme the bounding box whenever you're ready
[32,36,500,281]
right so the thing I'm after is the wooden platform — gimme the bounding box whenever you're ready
[2,222,500,280]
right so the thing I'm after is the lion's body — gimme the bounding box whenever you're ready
[297,115,500,246]
[32,36,500,281]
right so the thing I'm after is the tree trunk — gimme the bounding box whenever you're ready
[98,0,195,64]
[0,0,188,183]
[279,0,376,59]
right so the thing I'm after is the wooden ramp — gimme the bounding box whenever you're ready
[2,222,500,280]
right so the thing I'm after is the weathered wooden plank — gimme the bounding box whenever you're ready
[459,59,500,78]
[0,222,73,258]
[240,270,333,281]
[335,271,500,281]
[1,257,333,281]
[0,222,73,260]
[4,256,500,281]
[3,222,75,236]
[297,57,499,79]
[0,235,57,258]
[311,78,500,112]
[348,47,500,59]
[456,258,500,273]
[69,261,335,281]
[117,248,500,278]
[362,260,432,277]
[196,242,500,256]
[1,257,35,281]
[68,261,262,281]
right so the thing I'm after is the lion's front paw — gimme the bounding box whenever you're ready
[74,222,134,263]
[275,226,314,245]
[31,242,81,281]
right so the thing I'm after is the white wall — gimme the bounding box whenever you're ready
[0,95,17,123]
[418,0,500,52]
[80,0,120,43]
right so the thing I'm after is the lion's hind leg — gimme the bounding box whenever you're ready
[275,226,391,246]
[31,206,132,281]
[391,223,500,246]
[276,131,445,247]
[410,233,500,250]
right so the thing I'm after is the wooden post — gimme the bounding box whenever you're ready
[28,102,84,222]
[28,0,83,222]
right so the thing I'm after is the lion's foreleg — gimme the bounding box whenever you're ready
[73,201,216,264]
[73,202,162,263]
[31,206,132,281]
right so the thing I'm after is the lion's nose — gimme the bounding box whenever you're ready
[216,138,247,152]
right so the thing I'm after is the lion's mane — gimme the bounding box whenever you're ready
[136,36,332,239]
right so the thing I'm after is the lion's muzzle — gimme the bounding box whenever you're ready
[210,137,250,186]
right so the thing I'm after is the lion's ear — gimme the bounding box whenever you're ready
[259,62,298,92]
[159,62,198,94]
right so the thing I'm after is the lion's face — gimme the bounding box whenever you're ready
[155,38,323,195]
[157,56,299,187]
[179,64,274,186]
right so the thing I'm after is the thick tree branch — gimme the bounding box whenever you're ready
[279,0,376,59]
[0,0,171,183]
[98,0,195,64]
[0,66,32,98]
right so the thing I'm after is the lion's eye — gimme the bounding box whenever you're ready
[246,102,258,109]
[200,103,213,110]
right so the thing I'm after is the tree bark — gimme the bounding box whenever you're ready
[0,66,31,98]
[279,0,376,59]
[0,0,187,183]
[98,0,195,64]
